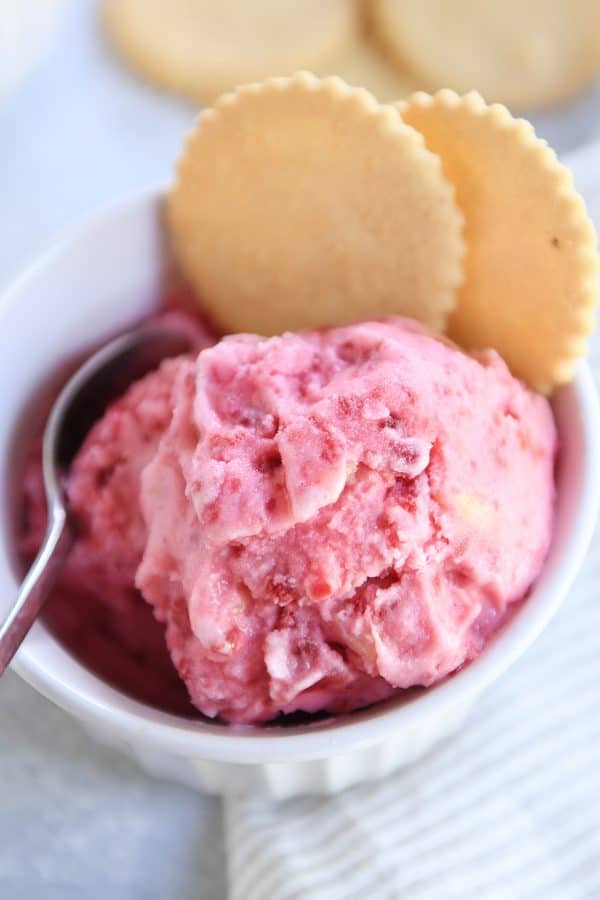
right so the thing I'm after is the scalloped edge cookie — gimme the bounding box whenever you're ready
[168,72,464,336]
[398,89,599,392]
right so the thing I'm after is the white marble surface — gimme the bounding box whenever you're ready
[1,2,600,898]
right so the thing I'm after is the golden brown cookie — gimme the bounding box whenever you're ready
[317,36,417,103]
[104,0,358,104]
[168,72,464,336]
[373,0,600,109]
[399,90,599,391]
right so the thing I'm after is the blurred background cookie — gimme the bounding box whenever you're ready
[103,0,600,111]
[317,36,417,103]
[371,0,600,109]
[103,0,357,104]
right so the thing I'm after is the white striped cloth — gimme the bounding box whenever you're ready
[224,168,600,900]
[226,515,600,900]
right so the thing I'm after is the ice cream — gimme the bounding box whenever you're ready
[136,318,556,722]
[18,309,214,713]
[18,314,555,724]
[19,315,556,723]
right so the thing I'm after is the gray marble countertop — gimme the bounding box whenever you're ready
[0,671,226,900]
[1,3,600,897]
[0,2,224,896]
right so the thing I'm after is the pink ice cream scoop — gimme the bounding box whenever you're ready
[17,310,214,713]
[31,317,556,724]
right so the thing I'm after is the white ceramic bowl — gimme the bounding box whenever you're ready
[1,189,598,797]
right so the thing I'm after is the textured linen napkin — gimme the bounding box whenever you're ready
[224,186,600,900]
[226,412,600,900]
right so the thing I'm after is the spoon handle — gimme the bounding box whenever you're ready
[0,505,72,674]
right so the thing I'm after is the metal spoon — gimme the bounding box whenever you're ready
[0,326,191,674]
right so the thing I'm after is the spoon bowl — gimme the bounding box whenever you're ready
[0,326,190,673]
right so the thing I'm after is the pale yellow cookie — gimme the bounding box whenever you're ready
[317,36,417,104]
[372,0,600,109]
[398,90,599,392]
[104,0,357,104]
[168,72,464,336]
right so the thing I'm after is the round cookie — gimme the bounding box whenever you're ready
[318,37,417,103]
[372,0,600,109]
[399,90,599,392]
[104,0,357,104]
[168,72,464,336]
